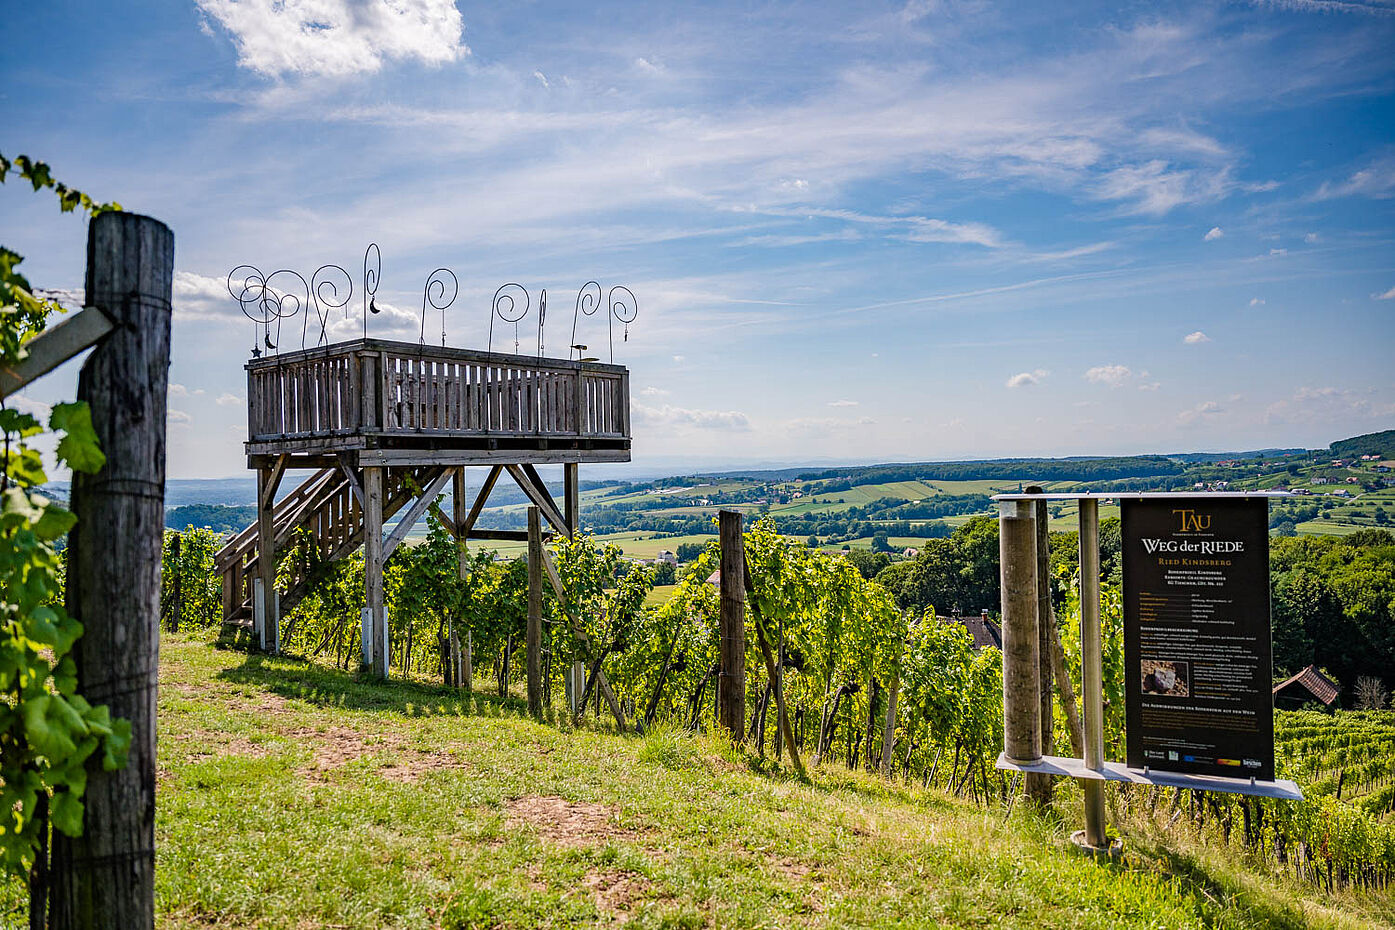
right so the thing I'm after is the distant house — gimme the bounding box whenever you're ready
[1361,454,1380,461]
[942,608,1002,651]
[1273,665,1340,710]
[902,547,919,558]
[656,550,677,565]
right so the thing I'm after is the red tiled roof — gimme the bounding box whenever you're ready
[1272,664,1340,706]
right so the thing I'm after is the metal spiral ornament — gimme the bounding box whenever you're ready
[310,264,352,347]
[537,289,547,358]
[263,269,309,354]
[488,283,529,355]
[607,285,637,364]
[362,242,382,339]
[420,268,458,346]
[228,264,270,357]
[570,280,601,360]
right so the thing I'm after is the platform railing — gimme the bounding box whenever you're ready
[247,339,630,443]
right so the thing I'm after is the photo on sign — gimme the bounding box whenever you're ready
[1141,659,1189,698]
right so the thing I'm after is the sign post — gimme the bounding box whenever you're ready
[994,492,1301,855]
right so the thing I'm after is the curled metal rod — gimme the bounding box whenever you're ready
[537,289,547,358]
[487,283,529,355]
[571,280,601,360]
[608,285,637,364]
[363,243,381,339]
[420,268,458,346]
[311,264,352,347]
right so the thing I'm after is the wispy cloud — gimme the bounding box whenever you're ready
[1183,330,1211,344]
[633,402,750,431]
[1374,285,1395,300]
[1314,152,1395,200]
[1204,226,1224,241]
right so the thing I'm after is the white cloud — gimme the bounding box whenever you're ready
[1094,161,1233,216]
[197,0,468,78]
[1084,364,1131,387]
[1005,369,1049,389]
[640,386,670,396]
[785,416,875,435]
[634,57,665,75]
[1270,248,1288,256]
[1177,400,1223,426]
[1249,297,1266,307]
[1304,232,1319,244]
[168,383,205,397]
[532,70,549,89]
[1203,226,1224,241]
[216,393,245,407]
[672,355,686,364]
[1183,331,1211,344]
[1264,386,1395,426]
[1314,153,1395,200]
[1137,381,1161,392]
[168,409,193,426]
[827,399,860,407]
[1374,286,1395,300]
[633,402,750,431]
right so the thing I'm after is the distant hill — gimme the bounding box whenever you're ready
[165,503,256,536]
[1330,429,1395,460]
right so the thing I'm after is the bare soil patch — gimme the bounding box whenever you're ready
[291,726,467,781]
[582,868,651,922]
[503,795,636,847]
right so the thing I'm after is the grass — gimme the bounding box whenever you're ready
[5,636,1389,928]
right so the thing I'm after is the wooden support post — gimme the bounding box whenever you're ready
[364,465,387,677]
[255,462,282,652]
[49,210,172,930]
[1079,498,1108,847]
[452,467,471,691]
[527,507,544,718]
[880,647,901,775]
[564,462,579,536]
[999,499,1041,765]
[717,510,746,743]
[1026,489,1055,806]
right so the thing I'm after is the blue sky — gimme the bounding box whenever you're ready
[2,0,1393,478]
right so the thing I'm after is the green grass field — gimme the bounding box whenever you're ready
[9,636,1385,928]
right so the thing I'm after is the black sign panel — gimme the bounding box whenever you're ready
[1122,497,1273,781]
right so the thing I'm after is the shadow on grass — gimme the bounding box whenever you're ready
[216,652,528,719]
[1107,836,1312,930]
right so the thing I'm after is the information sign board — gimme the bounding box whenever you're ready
[1122,497,1273,781]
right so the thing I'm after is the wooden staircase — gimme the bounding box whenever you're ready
[215,464,448,628]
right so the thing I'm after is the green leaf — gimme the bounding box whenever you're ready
[103,717,132,771]
[21,694,84,760]
[32,500,77,541]
[49,791,84,836]
[50,402,105,474]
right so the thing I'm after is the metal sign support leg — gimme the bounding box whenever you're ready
[1078,498,1108,847]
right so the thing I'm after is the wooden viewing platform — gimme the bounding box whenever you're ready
[220,337,633,679]
[245,337,630,467]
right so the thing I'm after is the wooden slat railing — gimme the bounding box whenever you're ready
[247,339,629,444]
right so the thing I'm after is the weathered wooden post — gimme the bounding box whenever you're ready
[451,468,471,691]
[999,499,1041,765]
[49,211,172,930]
[1078,498,1108,846]
[717,510,746,742]
[363,466,387,677]
[526,506,544,718]
[168,532,182,634]
[1027,489,1055,805]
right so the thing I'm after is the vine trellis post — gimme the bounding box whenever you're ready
[50,211,173,930]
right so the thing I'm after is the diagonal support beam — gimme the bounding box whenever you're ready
[541,548,632,732]
[260,454,289,509]
[0,305,116,399]
[335,453,365,509]
[458,464,503,539]
[506,464,568,536]
[382,467,454,559]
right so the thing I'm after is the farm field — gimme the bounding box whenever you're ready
[13,635,1388,930]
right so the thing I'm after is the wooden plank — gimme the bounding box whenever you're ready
[382,466,453,558]
[0,305,116,398]
[261,454,288,509]
[364,466,386,676]
[717,510,746,742]
[564,462,579,536]
[467,529,536,542]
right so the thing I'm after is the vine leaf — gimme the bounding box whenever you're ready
[51,401,105,474]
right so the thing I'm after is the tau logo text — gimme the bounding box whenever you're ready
[1172,509,1211,533]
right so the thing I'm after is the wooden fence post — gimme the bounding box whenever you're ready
[1026,489,1055,805]
[717,510,746,742]
[452,467,471,691]
[168,532,182,634]
[48,211,172,930]
[999,499,1041,765]
[526,506,543,718]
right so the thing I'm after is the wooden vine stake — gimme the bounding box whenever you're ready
[526,506,544,718]
[717,510,746,743]
[48,212,173,930]
[741,554,806,778]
